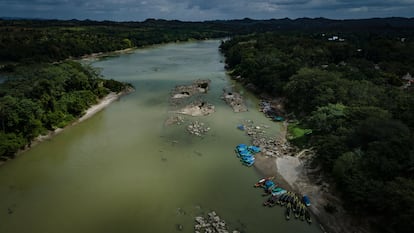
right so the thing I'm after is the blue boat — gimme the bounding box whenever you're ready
[241,157,255,163]
[242,160,254,166]
[248,145,261,153]
[263,180,275,190]
[271,188,287,196]
[273,116,285,122]
[238,150,252,157]
[236,144,248,151]
[302,195,311,206]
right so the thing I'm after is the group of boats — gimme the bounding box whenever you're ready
[235,144,261,166]
[254,177,312,224]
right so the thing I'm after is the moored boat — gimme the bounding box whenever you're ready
[302,195,311,207]
[305,209,312,224]
[286,203,291,220]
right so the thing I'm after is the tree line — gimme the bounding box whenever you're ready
[220,32,414,233]
[0,61,130,158]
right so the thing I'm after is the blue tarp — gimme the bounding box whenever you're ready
[237,125,245,131]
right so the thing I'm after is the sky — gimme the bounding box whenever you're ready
[0,0,413,21]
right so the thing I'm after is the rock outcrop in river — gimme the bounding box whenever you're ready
[194,211,240,233]
[171,79,211,100]
[176,100,215,116]
[187,121,210,137]
[222,89,247,112]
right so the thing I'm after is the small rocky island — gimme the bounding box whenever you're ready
[222,88,247,112]
[194,211,240,233]
[171,79,211,100]
[176,100,215,116]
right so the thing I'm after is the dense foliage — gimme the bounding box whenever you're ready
[0,61,129,158]
[0,19,232,63]
[221,32,414,233]
[1,17,414,231]
[2,17,414,64]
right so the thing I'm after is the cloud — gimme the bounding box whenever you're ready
[0,0,413,21]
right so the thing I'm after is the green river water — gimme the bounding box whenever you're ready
[0,40,321,233]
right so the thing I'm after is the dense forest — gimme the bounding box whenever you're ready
[1,18,414,232]
[0,61,130,158]
[0,18,238,158]
[220,32,414,233]
[2,17,414,63]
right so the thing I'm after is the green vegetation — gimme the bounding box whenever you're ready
[0,19,232,63]
[221,32,414,233]
[0,61,130,158]
[287,123,312,146]
[1,17,414,231]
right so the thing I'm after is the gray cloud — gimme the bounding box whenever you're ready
[0,0,413,21]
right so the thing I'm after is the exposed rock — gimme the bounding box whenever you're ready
[165,115,185,126]
[176,224,184,231]
[187,121,210,137]
[194,211,236,233]
[222,89,247,112]
[239,120,296,158]
[176,101,215,116]
[171,79,211,99]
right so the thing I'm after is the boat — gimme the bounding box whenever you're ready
[276,193,287,205]
[285,203,291,220]
[271,188,286,196]
[302,195,311,207]
[286,195,294,204]
[294,203,301,219]
[240,156,255,162]
[236,144,248,151]
[254,177,274,187]
[238,150,252,158]
[248,145,261,153]
[265,195,278,207]
[300,205,306,221]
[305,209,312,224]
[242,161,254,167]
[273,116,285,122]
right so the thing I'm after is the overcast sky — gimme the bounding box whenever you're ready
[1,0,413,21]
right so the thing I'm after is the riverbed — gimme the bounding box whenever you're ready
[0,40,321,233]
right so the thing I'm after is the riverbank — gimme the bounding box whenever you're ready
[11,88,134,159]
[80,48,137,62]
[250,110,370,233]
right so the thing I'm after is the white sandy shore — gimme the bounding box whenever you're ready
[78,92,122,122]
[14,89,133,156]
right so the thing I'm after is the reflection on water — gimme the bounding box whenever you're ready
[0,41,320,233]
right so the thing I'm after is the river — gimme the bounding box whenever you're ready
[0,40,321,233]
